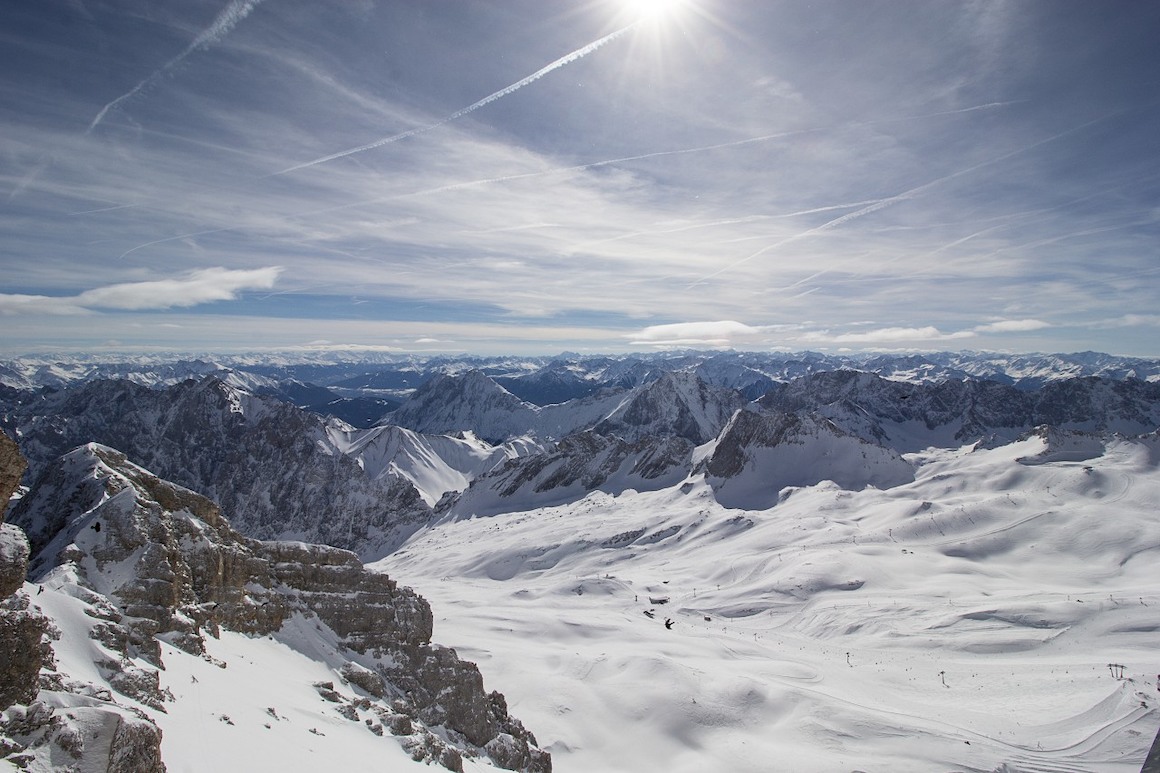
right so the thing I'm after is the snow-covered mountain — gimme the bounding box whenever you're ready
[8,377,432,557]
[2,442,550,772]
[385,371,542,444]
[592,370,745,444]
[704,407,915,509]
[331,424,537,507]
[759,371,1160,452]
[8,365,1160,535]
[444,432,694,519]
[6,350,1158,403]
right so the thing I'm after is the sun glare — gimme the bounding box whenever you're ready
[628,0,683,22]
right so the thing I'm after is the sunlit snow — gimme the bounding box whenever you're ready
[381,434,1160,772]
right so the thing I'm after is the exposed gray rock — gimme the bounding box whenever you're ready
[705,408,915,509]
[0,525,29,601]
[0,433,25,515]
[759,371,1160,451]
[341,662,386,698]
[446,430,692,518]
[387,370,538,444]
[0,594,48,711]
[0,435,45,715]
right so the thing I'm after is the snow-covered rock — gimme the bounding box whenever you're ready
[706,408,915,509]
[759,371,1160,452]
[593,370,745,444]
[447,431,694,518]
[9,443,551,772]
[334,424,528,507]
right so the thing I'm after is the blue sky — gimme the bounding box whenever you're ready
[2,0,1158,356]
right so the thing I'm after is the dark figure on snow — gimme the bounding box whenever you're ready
[664,618,674,630]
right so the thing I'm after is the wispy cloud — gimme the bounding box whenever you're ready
[1089,314,1160,329]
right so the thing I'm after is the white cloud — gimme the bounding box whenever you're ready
[0,267,281,315]
[973,319,1051,333]
[76,267,282,310]
[627,320,764,347]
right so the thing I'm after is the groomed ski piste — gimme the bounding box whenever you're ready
[382,432,1160,772]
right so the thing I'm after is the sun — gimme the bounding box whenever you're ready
[627,0,685,22]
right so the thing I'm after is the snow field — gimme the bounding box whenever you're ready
[383,436,1160,772]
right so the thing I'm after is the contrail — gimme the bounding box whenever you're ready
[274,23,640,175]
[87,0,264,132]
[686,113,1116,289]
[273,99,1020,197]
[106,102,1034,257]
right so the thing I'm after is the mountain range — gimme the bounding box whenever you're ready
[2,350,1160,771]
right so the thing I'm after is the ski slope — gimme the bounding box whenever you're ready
[382,434,1160,772]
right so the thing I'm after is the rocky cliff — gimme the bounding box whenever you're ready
[7,442,549,772]
[0,432,167,771]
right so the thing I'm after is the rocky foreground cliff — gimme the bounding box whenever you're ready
[0,438,550,772]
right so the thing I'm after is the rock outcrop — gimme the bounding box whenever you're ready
[10,443,550,772]
[759,371,1160,451]
[0,432,167,771]
[0,431,25,509]
[0,432,44,711]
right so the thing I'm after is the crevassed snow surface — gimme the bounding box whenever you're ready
[380,434,1160,772]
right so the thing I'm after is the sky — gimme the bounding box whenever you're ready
[1,0,1159,357]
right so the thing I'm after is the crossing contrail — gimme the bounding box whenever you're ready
[87,0,265,132]
[274,23,640,175]
[686,113,1116,289]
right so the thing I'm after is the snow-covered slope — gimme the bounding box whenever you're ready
[331,424,536,506]
[383,432,1160,773]
[705,408,915,509]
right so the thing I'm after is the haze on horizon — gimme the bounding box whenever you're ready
[1,0,1158,357]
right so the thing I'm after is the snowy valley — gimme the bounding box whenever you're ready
[1,351,1159,772]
